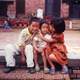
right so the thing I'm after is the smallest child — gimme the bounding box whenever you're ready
[33,20,52,73]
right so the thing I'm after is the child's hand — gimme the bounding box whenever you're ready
[52,34,56,38]
[38,31,43,38]
[33,31,38,37]
[37,48,43,52]
[35,47,43,52]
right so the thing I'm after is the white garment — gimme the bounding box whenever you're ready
[5,44,34,67]
[4,28,34,67]
[33,34,52,51]
[16,28,32,48]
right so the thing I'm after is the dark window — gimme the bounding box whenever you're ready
[45,0,61,17]
[16,0,25,15]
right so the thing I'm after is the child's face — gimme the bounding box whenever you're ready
[29,21,40,34]
[41,23,49,34]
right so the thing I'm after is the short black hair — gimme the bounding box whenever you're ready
[29,17,40,25]
[40,19,49,27]
[51,18,65,34]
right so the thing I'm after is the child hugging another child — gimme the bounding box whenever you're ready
[45,18,68,74]
[33,20,52,73]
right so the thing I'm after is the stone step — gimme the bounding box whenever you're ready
[0,49,5,56]
[65,20,80,29]
[0,51,79,80]
[0,49,5,65]
[0,49,80,66]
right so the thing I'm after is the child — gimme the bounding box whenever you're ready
[33,20,52,73]
[3,19,11,29]
[45,18,68,74]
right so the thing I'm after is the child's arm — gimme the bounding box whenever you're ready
[39,31,56,43]
[33,40,38,51]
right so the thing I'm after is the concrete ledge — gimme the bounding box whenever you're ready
[0,54,80,67]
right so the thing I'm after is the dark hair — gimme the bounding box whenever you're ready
[40,19,49,27]
[29,17,40,25]
[51,18,65,34]
[40,19,51,33]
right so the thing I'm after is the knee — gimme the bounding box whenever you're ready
[4,44,16,53]
[5,44,13,50]
[25,44,33,49]
[41,52,45,57]
[25,44,33,51]
[25,44,33,55]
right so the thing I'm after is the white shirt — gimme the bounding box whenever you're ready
[33,34,52,49]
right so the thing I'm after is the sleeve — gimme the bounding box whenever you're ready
[17,28,30,47]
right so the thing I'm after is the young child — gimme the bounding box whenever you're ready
[45,18,68,74]
[3,19,11,29]
[33,20,52,73]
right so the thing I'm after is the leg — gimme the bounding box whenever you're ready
[45,49,55,74]
[46,54,55,68]
[61,65,68,73]
[45,50,55,68]
[49,54,59,63]
[34,50,40,72]
[42,51,47,68]
[33,50,38,66]
[25,44,34,68]
[25,44,35,73]
[5,44,19,67]
[41,51,49,73]
[49,51,67,65]
[4,44,19,73]
[49,53,68,74]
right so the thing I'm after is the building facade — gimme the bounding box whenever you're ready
[0,0,80,18]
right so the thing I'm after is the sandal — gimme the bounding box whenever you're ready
[49,67,55,75]
[44,67,49,74]
[35,65,40,72]
[62,65,68,74]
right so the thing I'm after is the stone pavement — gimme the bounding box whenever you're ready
[0,68,70,80]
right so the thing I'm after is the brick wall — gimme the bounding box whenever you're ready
[25,0,70,18]
[25,0,45,15]
[7,0,16,18]
[7,0,70,18]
